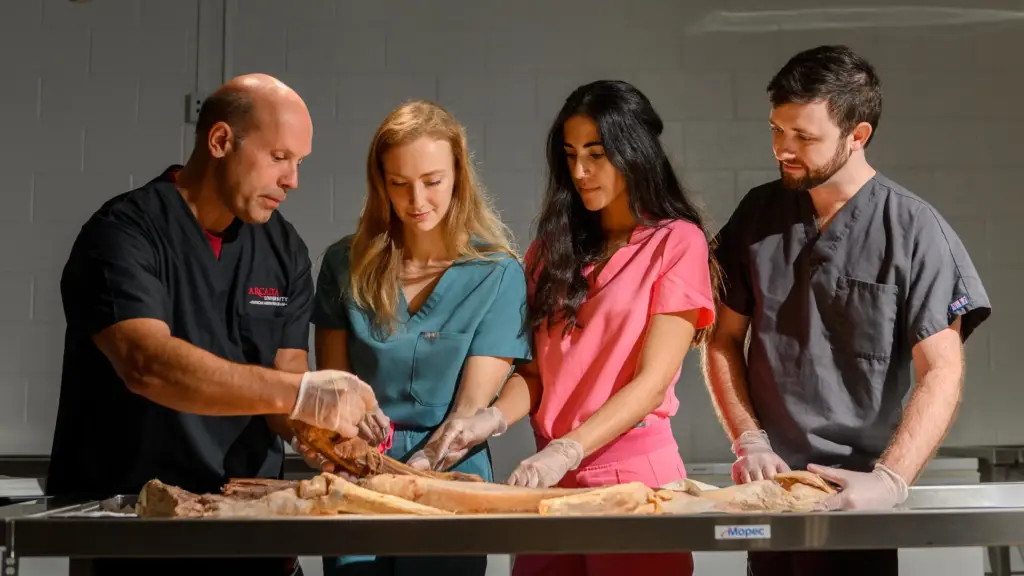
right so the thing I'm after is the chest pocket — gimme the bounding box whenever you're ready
[830,276,899,360]
[410,331,472,407]
[238,315,286,367]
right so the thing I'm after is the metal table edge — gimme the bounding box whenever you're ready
[9,482,1024,558]
[10,507,1024,557]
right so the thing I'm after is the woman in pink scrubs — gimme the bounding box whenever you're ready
[410,80,719,575]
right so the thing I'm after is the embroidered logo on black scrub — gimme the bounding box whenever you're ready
[247,286,289,307]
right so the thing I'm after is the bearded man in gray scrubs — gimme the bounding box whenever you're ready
[703,44,991,576]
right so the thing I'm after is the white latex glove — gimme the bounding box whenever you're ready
[506,438,585,488]
[731,430,791,483]
[357,407,391,446]
[807,463,909,511]
[288,370,378,438]
[289,436,357,481]
[408,407,508,472]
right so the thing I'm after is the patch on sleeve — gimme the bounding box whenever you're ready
[949,295,970,314]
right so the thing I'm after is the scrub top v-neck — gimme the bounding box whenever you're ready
[312,236,533,430]
[714,173,990,472]
[48,165,315,498]
[394,264,455,325]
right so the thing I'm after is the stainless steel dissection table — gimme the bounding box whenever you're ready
[2,482,1024,575]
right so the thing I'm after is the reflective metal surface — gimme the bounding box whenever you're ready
[1,483,1024,558]
[903,482,1024,509]
[939,445,1024,468]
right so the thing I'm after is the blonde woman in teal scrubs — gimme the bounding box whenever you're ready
[312,100,532,576]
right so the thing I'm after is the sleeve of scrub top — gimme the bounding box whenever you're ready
[712,203,754,317]
[311,241,351,331]
[905,208,992,345]
[467,259,532,362]
[61,218,168,336]
[652,222,716,330]
[279,238,315,350]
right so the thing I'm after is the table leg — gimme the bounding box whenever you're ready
[1,548,16,576]
[975,457,1011,576]
[987,546,1011,576]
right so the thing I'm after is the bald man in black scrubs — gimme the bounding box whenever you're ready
[48,74,377,576]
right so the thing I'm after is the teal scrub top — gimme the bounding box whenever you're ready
[312,236,533,429]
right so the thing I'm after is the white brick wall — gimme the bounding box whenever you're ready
[1,0,1020,481]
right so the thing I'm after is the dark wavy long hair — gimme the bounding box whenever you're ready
[528,80,721,344]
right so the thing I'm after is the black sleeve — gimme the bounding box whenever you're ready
[712,196,754,317]
[280,235,315,351]
[906,207,991,345]
[61,218,169,336]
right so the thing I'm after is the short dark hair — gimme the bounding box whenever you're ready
[194,89,254,143]
[767,45,882,145]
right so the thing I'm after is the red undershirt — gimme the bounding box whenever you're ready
[163,167,223,259]
[203,230,223,259]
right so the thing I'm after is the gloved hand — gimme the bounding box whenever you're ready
[357,407,391,446]
[408,407,508,471]
[807,463,909,511]
[288,436,357,481]
[506,438,585,488]
[288,370,378,438]
[731,429,791,483]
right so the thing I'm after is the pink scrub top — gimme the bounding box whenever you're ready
[527,219,716,443]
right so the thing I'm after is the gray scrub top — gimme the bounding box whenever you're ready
[714,173,991,471]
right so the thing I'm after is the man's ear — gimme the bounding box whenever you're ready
[207,122,235,158]
[850,121,873,151]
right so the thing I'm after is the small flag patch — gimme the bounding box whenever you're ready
[950,295,969,313]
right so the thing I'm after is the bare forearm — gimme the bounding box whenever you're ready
[562,376,665,456]
[104,324,301,416]
[702,339,760,440]
[420,358,515,447]
[563,311,697,456]
[265,349,312,442]
[450,357,514,419]
[492,372,537,426]
[451,390,499,419]
[135,337,300,414]
[880,365,963,483]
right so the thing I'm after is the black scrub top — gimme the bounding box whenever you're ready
[46,166,314,498]
[714,173,991,472]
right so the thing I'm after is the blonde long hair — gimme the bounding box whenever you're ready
[347,100,517,334]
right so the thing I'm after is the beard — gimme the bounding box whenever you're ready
[779,140,851,191]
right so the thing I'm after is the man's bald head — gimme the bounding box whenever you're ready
[187,73,313,226]
[194,73,308,145]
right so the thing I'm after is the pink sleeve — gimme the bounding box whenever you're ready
[651,222,716,329]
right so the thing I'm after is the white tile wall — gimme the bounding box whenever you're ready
[0,0,1020,485]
